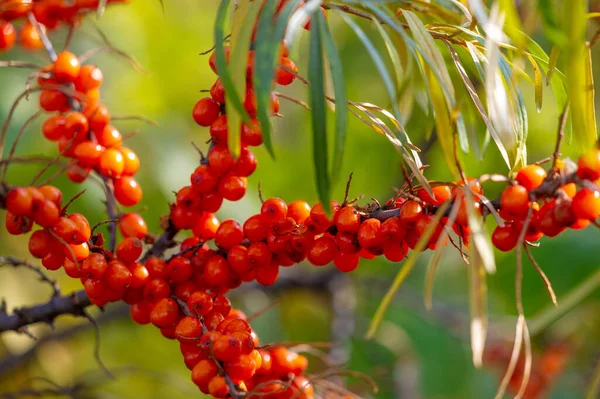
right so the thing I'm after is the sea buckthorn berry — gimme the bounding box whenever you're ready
[129,262,150,289]
[18,21,43,50]
[209,115,228,144]
[42,115,66,141]
[116,237,143,263]
[307,235,338,266]
[74,141,104,168]
[516,165,547,191]
[188,291,214,316]
[414,214,444,245]
[28,230,53,259]
[175,316,203,341]
[143,278,171,302]
[204,255,231,286]
[97,125,122,148]
[232,147,257,177]
[105,260,132,290]
[572,188,600,220]
[204,310,225,331]
[32,200,60,228]
[276,57,298,86]
[335,232,359,254]
[64,242,90,262]
[535,200,565,237]
[561,183,577,198]
[75,65,103,91]
[577,149,600,181]
[552,199,577,227]
[500,185,530,218]
[199,191,223,213]
[66,162,90,183]
[114,176,142,206]
[192,212,220,241]
[261,198,288,224]
[0,20,16,50]
[42,252,64,271]
[39,185,62,206]
[380,217,406,247]
[243,87,258,115]
[39,89,69,112]
[84,278,107,299]
[208,144,234,175]
[218,173,247,201]
[212,334,242,362]
[210,78,226,104]
[334,206,361,234]
[418,185,452,206]
[51,217,78,242]
[64,112,89,140]
[53,51,81,83]
[209,46,230,74]
[145,257,168,281]
[225,354,256,382]
[120,147,140,176]
[167,256,193,283]
[119,212,148,238]
[208,376,229,398]
[455,199,481,226]
[193,97,221,127]
[67,213,91,244]
[333,252,360,272]
[357,218,383,251]
[287,200,311,224]
[192,359,219,388]
[130,302,151,325]
[213,295,231,316]
[82,253,108,279]
[399,201,423,225]
[491,223,518,252]
[248,242,272,269]
[215,219,244,250]
[191,164,218,193]
[6,187,33,216]
[271,217,295,236]
[88,104,111,133]
[243,214,269,242]
[227,245,250,274]
[383,243,407,262]
[255,261,279,286]
[241,119,263,146]
[160,325,177,340]
[63,258,81,278]
[99,148,125,178]
[150,298,180,328]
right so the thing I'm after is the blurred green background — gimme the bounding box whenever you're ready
[0,1,599,398]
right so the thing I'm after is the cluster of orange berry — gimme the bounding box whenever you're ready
[37,50,142,206]
[492,151,600,252]
[4,185,91,269]
[0,0,128,52]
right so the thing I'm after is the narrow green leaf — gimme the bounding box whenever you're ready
[372,19,404,90]
[426,65,459,178]
[253,0,304,159]
[366,201,450,339]
[564,0,597,150]
[524,54,543,112]
[546,46,560,86]
[339,14,403,124]
[227,0,262,158]
[318,13,347,184]
[498,0,525,49]
[402,10,455,103]
[214,0,250,136]
[308,11,330,212]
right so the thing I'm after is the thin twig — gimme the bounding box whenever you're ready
[0,257,61,297]
[82,309,114,380]
[524,245,558,307]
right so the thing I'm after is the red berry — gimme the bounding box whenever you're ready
[261,198,288,224]
[307,235,338,266]
[193,97,221,126]
[114,176,142,206]
[150,298,180,328]
[572,188,600,220]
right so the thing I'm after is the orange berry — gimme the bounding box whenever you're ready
[572,188,600,220]
[119,212,147,238]
[150,297,180,328]
[74,141,104,168]
[75,64,103,91]
[97,125,122,148]
[192,359,218,387]
[516,165,547,191]
[0,20,16,50]
[417,185,452,206]
[334,206,360,234]
[500,185,530,218]
[114,176,142,206]
[276,57,297,86]
[577,149,600,181]
[357,218,383,252]
[193,97,221,127]
[399,200,423,225]
[53,51,81,83]
[307,235,338,266]
[99,148,125,178]
[116,237,143,263]
[42,115,66,141]
[261,198,288,224]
